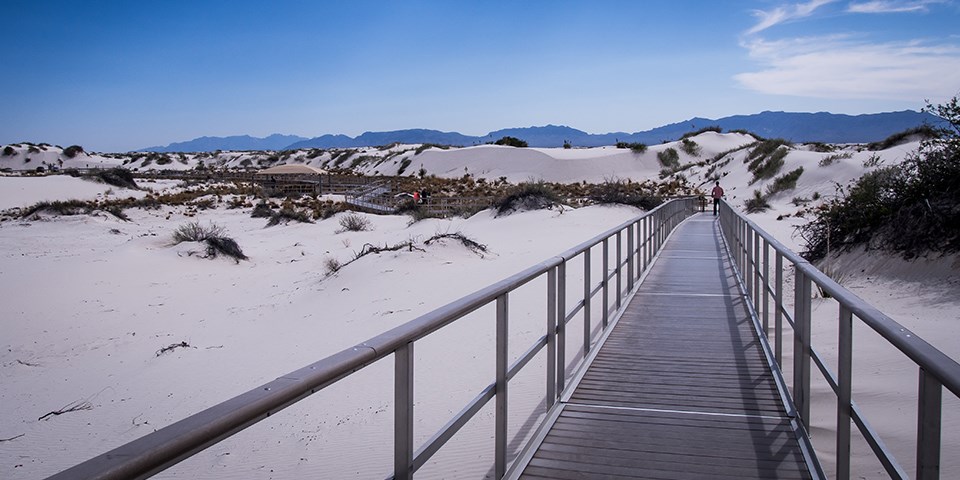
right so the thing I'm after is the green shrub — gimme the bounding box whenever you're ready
[493,136,528,148]
[765,167,804,197]
[799,95,960,260]
[414,143,453,155]
[809,142,835,153]
[251,202,273,218]
[337,212,372,232]
[679,138,702,157]
[90,168,139,190]
[588,179,662,210]
[747,140,790,183]
[866,125,939,151]
[657,148,680,169]
[819,152,852,167]
[493,181,560,215]
[266,208,314,227]
[729,129,766,140]
[744,190,770,213]
[397,157,412,175]
[616,141,648,153]
[3,145,16,156]
[680,126,721,140]
[63,145,84,158]
[171,221,247,262]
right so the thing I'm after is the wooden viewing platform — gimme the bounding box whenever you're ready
[514,214,822,479]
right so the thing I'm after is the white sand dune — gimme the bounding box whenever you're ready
[1,133,956,479]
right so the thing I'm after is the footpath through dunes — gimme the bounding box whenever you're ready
[514,213,820,479]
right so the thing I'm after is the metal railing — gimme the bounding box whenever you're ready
[718,200,960,480]
[49,198,698,479]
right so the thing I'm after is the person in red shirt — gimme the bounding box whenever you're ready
[711,181,724,216]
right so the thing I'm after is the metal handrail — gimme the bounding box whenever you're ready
[48,198,698,479]
[718,200,960,480]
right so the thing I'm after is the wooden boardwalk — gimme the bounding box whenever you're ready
[516,214,820,479]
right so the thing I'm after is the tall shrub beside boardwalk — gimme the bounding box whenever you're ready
[800,96,960,260]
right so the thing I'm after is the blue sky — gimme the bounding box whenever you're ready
[2,0,958,152]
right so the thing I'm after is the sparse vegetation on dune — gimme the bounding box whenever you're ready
[800,96,960,260]
[746,139,790,183]
[657,148,680,169]
[865,125,940,151]
[493,181,561,216]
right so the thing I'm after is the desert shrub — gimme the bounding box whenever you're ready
[172,221,247,262]
[744,190,770,213]
[2,146,15,156]
[250,202,274,218]
[680,126,721,140]
[19,199,128,221]
[323,257,342,275]
[616,141,648,153]
[747,140,790,183]
[809,142,835,153]
[765,167,804,197]
[337,212,372,232]
[397,157,412,175]
[588,179,662,210]
[799,96,960,260]
[729,129,766,141]
[90,168,139,190]
[865,125,939,151]
[819,152,852,167]
[28,146,40,154]
[63,145,84,158]
[493,181,560,215]
[679,138,702,157]
[155,155,173,166]
[266,208,314,227]
[657,148,680,169]
[172,221,225,243]
[563,141,572,149]
[394,200,439,223]
[493,136,528,148]
[863,153,883,168]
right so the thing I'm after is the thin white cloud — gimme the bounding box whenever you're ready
[746,0,837,35]
[735,36,960,100]
[847,0,944,13]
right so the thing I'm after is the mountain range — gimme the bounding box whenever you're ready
[141,110,940,152]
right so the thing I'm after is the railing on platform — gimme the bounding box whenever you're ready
[718,200,960,480]
[48,198,698,479]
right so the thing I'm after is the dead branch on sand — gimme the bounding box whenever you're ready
[156,341,192,356]
[38,400,93,421]
[0,434,25,442]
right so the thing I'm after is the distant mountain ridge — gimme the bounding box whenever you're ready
[141,110,940,152]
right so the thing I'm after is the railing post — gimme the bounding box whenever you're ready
[546,267,557,408]
[394,343,414,480]
[837,305,853,480]
[775,252,784,366]
[917,368,942,480]
[627,224,635,292]
[762,240,770,335]
[583,249,592,355]
[793,267,812,428]
[745,225,754,302]
[602,238,609,328]
[616,232,622,310]
[557,261,567,394]
[495,293,509,479]
[753,230,761,314]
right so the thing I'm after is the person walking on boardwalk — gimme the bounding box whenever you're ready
[711,181,724,216]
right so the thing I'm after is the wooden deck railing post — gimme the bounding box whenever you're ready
[602,238,609,328]
[616,232,623,310]
[583,249,592,355]
[774,252,784,366]
[557,261,567,394]
[546,267,557,409]
[793,268,812,428]
[627,225,635,292]
[917,368,942,480]
[394,343,414,480]
[837,305,853,480]
[495,293,509,479]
